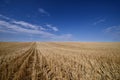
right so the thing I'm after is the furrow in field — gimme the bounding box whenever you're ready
[0,43,34,80]
[8,47,34,80]
[12,48,34,80]
[0,42,36,80]
[31,48,37,80]
[12,43,37,80]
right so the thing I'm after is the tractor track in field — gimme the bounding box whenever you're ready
[12,42,37,80]
[0,42,53,80]
[30,43,55,80]
[0,43,34,79]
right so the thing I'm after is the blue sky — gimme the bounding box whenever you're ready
[0,0,120,41]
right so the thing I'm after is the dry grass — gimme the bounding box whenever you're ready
[0,42,120,80]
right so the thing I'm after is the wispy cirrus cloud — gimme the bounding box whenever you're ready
[104,25,120,40]
[12,21,46,30]
[104,25,120,35]
[0,20,54,37]
[0,14,73,41]
[38,8,50,16]
[93,18,105,25]
[45,24,58,32]
[0,14,11,20]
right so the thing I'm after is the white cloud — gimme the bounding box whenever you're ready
[93,19,105,25]
[46,24,58,31]
[0,14,11,20]
[0,14,73,41]
[12,21,46,30]
[104,26,120,35]
[38,8,50,16]
[0,20,55,37]
[104,25,120,40]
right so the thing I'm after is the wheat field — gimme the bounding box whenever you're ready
[0,42,120,80]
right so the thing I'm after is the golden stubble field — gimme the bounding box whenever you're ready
[0,42,120,80]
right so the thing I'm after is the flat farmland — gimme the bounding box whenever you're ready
[0,42,120,80]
